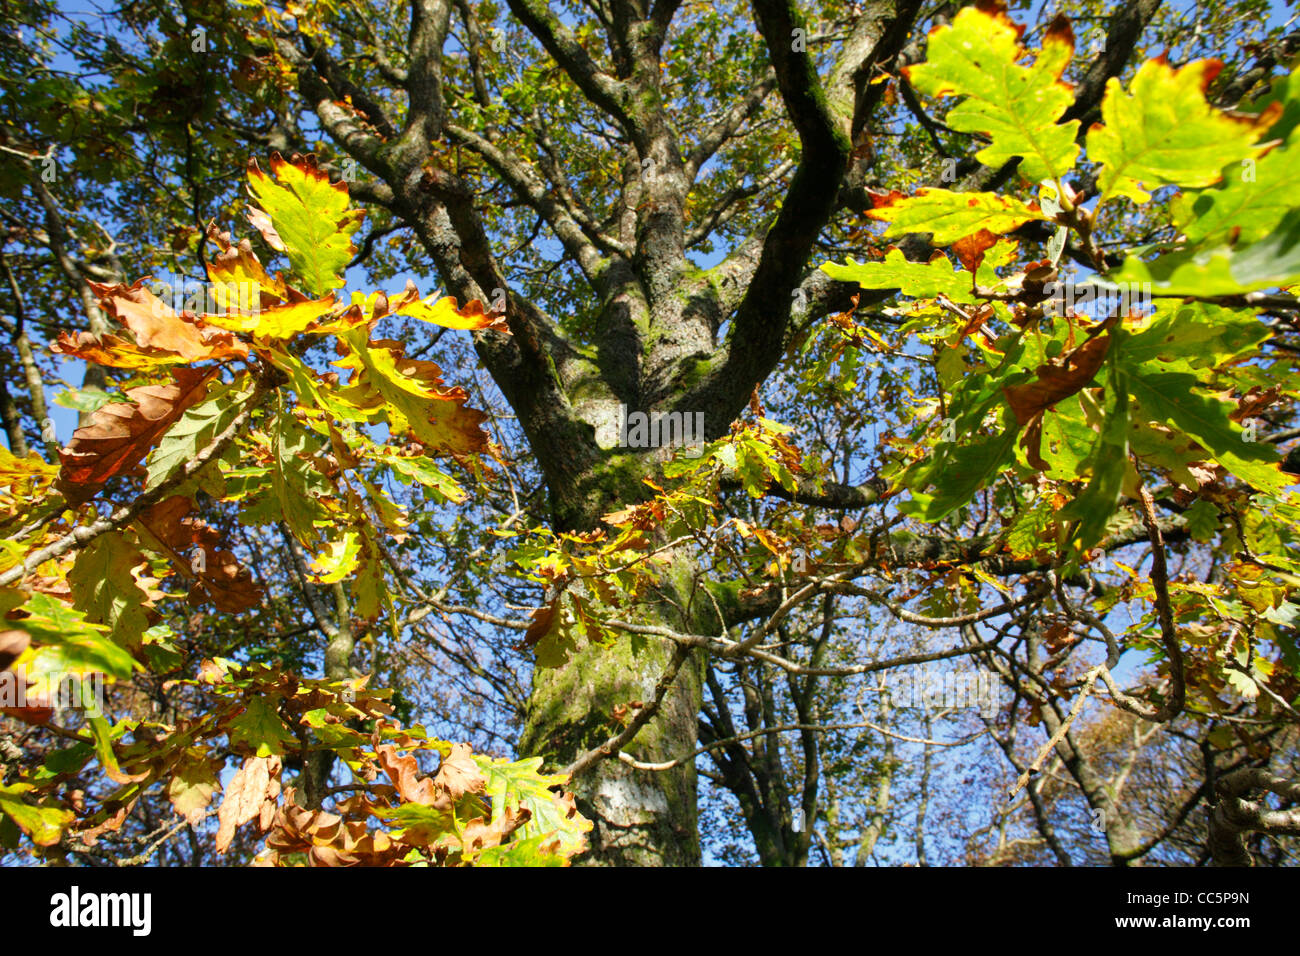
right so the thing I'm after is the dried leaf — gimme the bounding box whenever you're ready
[135,495,262,613]
[215,755,281,853]
[1004,333,1113,428]
[434,743,487,801]
[167,753,222,825]
[0,630,28,672]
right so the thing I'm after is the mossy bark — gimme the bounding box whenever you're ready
[522,458,711,866]
[520,630,703,866]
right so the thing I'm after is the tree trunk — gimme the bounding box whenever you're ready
[520,630,702,866]
[519,463,706,866]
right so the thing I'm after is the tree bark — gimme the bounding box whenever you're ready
[521,628,703,866]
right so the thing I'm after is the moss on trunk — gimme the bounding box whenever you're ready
[520,628,703,866]
[523,457,713,866]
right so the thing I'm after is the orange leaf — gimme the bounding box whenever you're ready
[51,330,196,369]
[952,228,999,272]
[88,279,250,362]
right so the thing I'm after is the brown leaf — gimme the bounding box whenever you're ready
[1043,621,1075,652]
[1230,386,1281,424]
[264,787,404,867]
[75,806,128,847]
[521,597,561,652]
[215,755,282,854]
[88,279,250,361]
[0,676,53,725]
[1004,332,1113,429]
[1042,13,1075,60]
[376,744,445,807]
[458,805,530,853]
[135,495,262,613]
[862,188,908,214]
[434,742,486,801]
[952,228,999,272]
[166,753,223,826]
[58,366,216,500]
[1019,413,1049,472]
[51,330,194,369]
[957,303,995,338]
[0,629,29,671]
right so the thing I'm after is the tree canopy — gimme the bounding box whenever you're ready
[0,0,1298,867]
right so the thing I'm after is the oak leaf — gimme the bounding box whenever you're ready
[166,752,222,826]
[1004,332,1113,428]
[386,283,510,333]
[85,279,250,361]
[333,332,492,455]
[264,788,403,866]
[215,754,281,853]
[58,367,217,500]
[376,744,445,808]
[0,630,28,672]
[434,742,488,801]
[135,495,262,613]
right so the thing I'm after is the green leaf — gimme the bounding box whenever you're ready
[227,694,295,757]
[272,411,332,548]
[1125,370,1290,494]
[473,831,572,866]
[869,188,1047,245]
[53,386,114,414]
[902,423,1019,522]
[372,801,456,841]
[145,376,252,493]
[0,783,73,847]
[88,714,125,779]
[1184,498,1221,542]
[1107,208,1300,296]
[822,249,976,302]
[1174,142,1300,248]
[1117,304,1269,370]
[1058,372,1130,554]
[369,450,467,504]
[904,6,1079,182]
[1128,421,1214,490]
[1238,65,1300,144]
[1005,499,1056,558]
[474,754,591,858]
[1088,58,1268,204]
[1039,398,1096,480]
[68,532,150,651]
[10,592,138,681]
[245,154,363,296]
